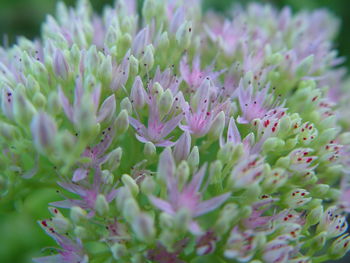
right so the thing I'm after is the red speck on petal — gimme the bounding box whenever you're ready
[41,221,47,227]
[306,158,313,163]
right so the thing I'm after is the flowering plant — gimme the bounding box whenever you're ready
[1,0,350,262]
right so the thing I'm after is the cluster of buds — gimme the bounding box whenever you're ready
[1,0,350,262]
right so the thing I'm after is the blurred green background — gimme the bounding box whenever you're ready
[0,0,349,262]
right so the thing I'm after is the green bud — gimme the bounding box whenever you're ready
[95,194,109,216]
[187,146,199,172]
[141,44,154,70]
[122,174,139,197]
[13,88,37,126]
[310,184,330,197]
[106,147,122,171]
[158,32,169,50]
[129,55,139,75]
[176,161,190,188]
[123,197,140,222]
[74,226,88,240]
[176,21,192,49]
[70,206,87,223]
[111,243,128,260]
[120,97,133,115]
[144,141,156,157]
[140,176,156,195]
[305,206,323,227]
[263,137,285,152]
[115,109,129,134]
[296,55,314,78]
[208,111,226,140]
[159,212,174,229]
[159,89,173,117]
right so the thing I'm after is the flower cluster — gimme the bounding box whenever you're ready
[1,0,350,262]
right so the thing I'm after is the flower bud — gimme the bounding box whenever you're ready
[132,212,155,243]
[176,21,192,49]
[143,141,156,157]
[95,194,109,216]
[115,109,129,134]
[140,176,156,195]
[122,174,139,197]
[159,212,174,229]
[70,206,87,223]
[131,76,146,109]
[158,31,169,50]
[328,234,350,259]
[105,147,122,171]
[176,161,190,188]
[31,112,57,154]
[129,55,139,75]
[13,89,37,126]
[53,49,69,79]
[74,226,88,240]
[111,243,128,260]
[159,89,173,117]
[97,94,116,123]
[187,146,199,172]
[283,189,311,208]
[295,55,314,78]
[51,217,71,234]
[123,197,140,222]
[120,97,133,115]
[310,184,329,197]
[173,131,191,163]
[217,142,235,164]
[305,205,323,227]
[141,44,154,70]
[208,111,226,140]
[157,147,175,182]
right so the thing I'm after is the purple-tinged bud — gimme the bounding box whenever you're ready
[115,109,129,134]
[53,49,69,79]
[97,94,116,123]
[1,87,14,120]
[31,112,57,154]
[262,235,293,263]
[132,27,149,56]
[317,206,347,238]
[328,234,350,259]
[132,212,155,243]
[173,131,191,162]
[157,147,175,182]
[72,168,89,182]
[283,189,311,208]
[131,76,146,109]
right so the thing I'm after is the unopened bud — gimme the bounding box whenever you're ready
[31,112,57,154]
[173,131,191,162]
[70,206,87,223]
[116,109,129,134]
[122,174,139,197]
[132,212,155,243]
[95,194,109,216]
